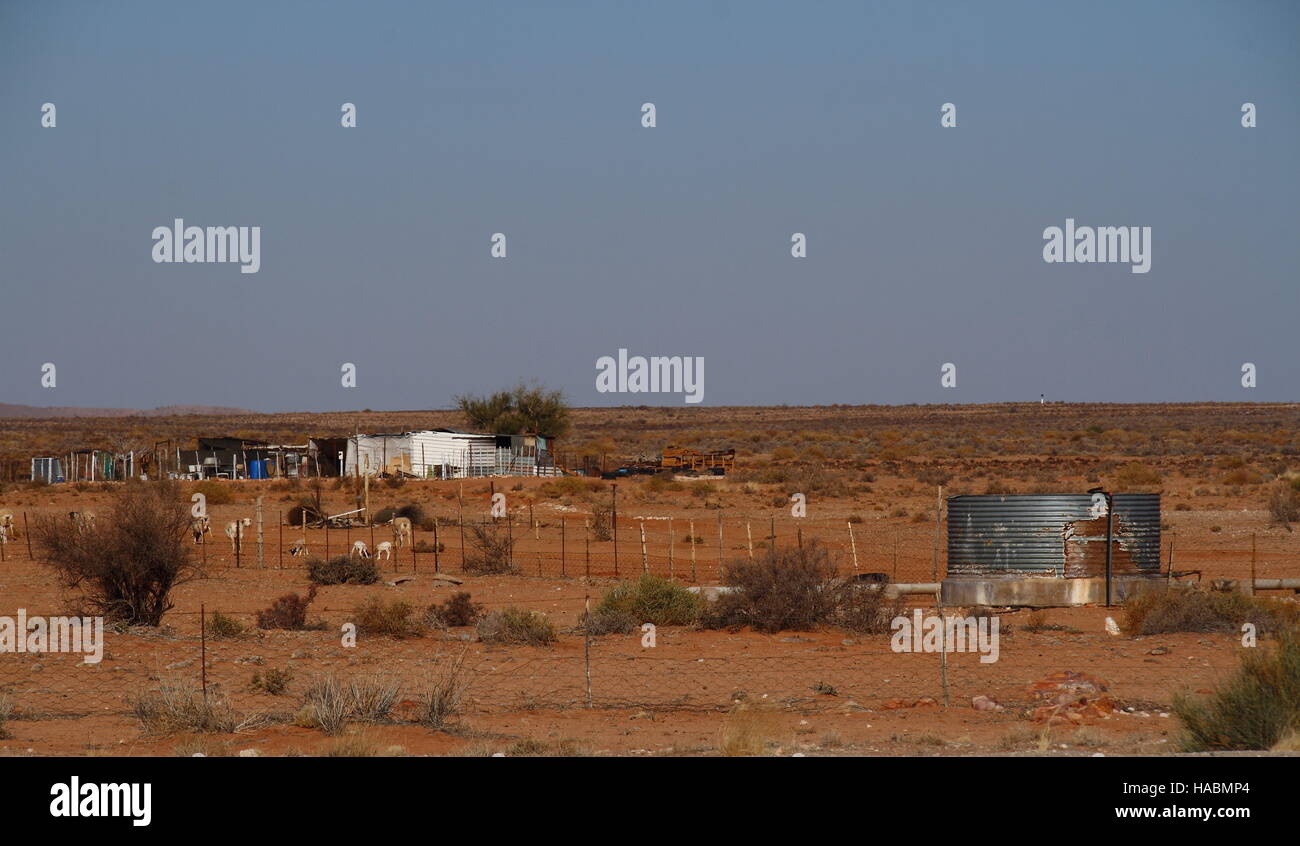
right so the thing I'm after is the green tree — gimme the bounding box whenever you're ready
[455,383,571,438]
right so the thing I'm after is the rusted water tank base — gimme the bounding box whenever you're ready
[941,574,1165,608]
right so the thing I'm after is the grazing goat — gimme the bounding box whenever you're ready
[289,538,309,557]
[350,540,370,559]
[225,518,252,552]
[375,541,393,560]
[191,515,212,544]
[391,517,412,549]
[0,511,14,545]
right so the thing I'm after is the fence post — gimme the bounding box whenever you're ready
[668,518,674,580]
[848,521,859,573]
[458,485,466,571]
[256,496,264,569]
[689,519,697,581]
[638,520,648,574]
[200,602,208,706]
[584,519,591,581]
[746,521,754,561]
[611,484,619,578]
[278,510,283,569]
[561,518,567,577]
[716,513,723,579]
[584,595,593,708]
[23,512,32,559]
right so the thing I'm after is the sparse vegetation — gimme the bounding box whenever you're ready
[295,675,401,735]
[1123,587,1299,636]
[133,678,261,734]
[1174,631,1300,751]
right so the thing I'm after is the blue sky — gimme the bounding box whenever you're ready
[1,0,1296,411]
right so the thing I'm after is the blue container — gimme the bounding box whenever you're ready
[248,459,268,479]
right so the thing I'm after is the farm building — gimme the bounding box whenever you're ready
[186,437,273,479]
[343,429,558,479]
[30,456,65,483]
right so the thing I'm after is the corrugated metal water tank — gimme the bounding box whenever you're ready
[947,494,1161,578]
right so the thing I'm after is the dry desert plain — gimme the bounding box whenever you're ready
[0,402,1297,756]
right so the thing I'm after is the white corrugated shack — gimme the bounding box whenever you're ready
[343,429,553,479]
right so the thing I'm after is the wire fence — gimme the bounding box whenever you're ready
[5,502,1295,584]
[0,606,1231,723]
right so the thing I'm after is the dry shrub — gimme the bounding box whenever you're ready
[1124,587,1299,636]
[588,502,613,541]
[463,523,516,574]
[0,692,12,739]
[207,610,246,639]
[418,648,470,729]
[296,674,401,735]
[307,555,380,585]
[33,480,199,626]
[425,592,484,628]
[352,597,424,639]
[719,702,780,756]
[503,738,593,757]
[249,667,292,696]
[133,677,261,734]
[1268,481,1300,530]
[193,480,234,505]
[1174,631,1300,751]
[1113,462,1162,488]
[477,608,556,645]
[257,586,319,630]
[581,607,637,635]
[833,581,905,634]
[701,544,840,633]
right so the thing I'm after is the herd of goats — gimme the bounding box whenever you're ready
[0,509,413,562]
[188,513,414,560]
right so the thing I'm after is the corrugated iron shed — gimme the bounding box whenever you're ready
[947,493,1161,578]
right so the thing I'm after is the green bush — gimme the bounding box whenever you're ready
[1174,631,1300,750]
[594,575,702,626]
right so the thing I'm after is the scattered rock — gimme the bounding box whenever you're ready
[1147,646,1171,655]
[971,694,1004,712]
[238,748,260,758]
